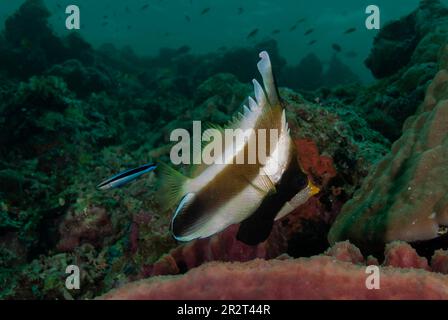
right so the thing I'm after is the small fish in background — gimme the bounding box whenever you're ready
[127,25,132,30]
[97,163,157,190]
[297,17,306,24]
[345,50,358,58]
[237,7,244,15]
[332,43,342,52]
[344,27,357,34]
[272,29,281,35]
[304,28,314,35]
[289,24,297,32]
[185,14,191,22]
[102,22,109,27]
[103,15,108,19]
[308,40,317,46]
[247,28,259,39]
[177,45,191,55]
[200,7,210,15]
[141,4,150,11]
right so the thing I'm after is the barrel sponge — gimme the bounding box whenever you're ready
[328,67,448,247]
[99,241,448,300]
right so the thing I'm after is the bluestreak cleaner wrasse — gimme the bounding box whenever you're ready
[161,51,320,245]
[97,163,157,190]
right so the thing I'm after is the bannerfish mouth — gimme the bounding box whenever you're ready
[438,225,448,236]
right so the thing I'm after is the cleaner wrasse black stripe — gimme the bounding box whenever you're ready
[97,163,157,190]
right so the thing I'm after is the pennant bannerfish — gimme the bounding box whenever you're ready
[162,51,320,244]
[98,51,320,245]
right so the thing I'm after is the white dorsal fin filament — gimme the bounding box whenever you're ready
[257,51,279,106]
[248,96,259,111]
[281,109,289,134]
[253,79,268,107]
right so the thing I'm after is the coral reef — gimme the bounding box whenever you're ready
[324,54,360,87]
[46,60,112,98]
[56,206,113,252]
[99,241,448,300]
[357,0,448,140]
[280,53,360,91]
[281,53,324,90]
[283,88,389,198]
[140,225,270,277]
[1,0,444,300]
[366,0,448,79]
[383,241,430,270]
[328,62,448,250]
[432,249,448,274]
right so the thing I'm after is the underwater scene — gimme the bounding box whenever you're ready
[0,0,448,301]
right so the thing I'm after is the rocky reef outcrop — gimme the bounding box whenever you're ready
[355,0,448,141]
[366,0,448,79]
[280,53,360,91]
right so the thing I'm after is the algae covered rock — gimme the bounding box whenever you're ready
[366,0,448,79]
[328,67,448,248]
[46,60,113,97]
[2,0,66,77]
[359,0,448,141]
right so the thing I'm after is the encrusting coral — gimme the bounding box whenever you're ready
[56,206,113,252]
[328,52,448,249]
